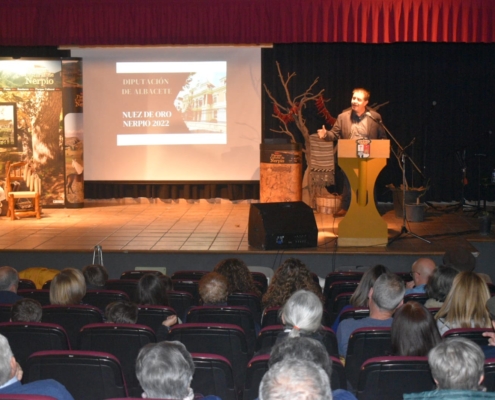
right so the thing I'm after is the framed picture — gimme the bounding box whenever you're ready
[0,103,17,147]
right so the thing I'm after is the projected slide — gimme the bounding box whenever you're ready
[117,61,227,146]
[71,47,261,181]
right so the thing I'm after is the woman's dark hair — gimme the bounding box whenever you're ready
[391,301,441,356]
[214,258,261,297]
[349,264,389,308]
[425,266,459,302]
[135,273,169,306]
[82,264,109,288]
[160,275,174,292]
[105,300,139,324]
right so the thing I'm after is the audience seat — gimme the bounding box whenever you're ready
[41,305,103,349]
[167,322,249,392]
[105,279,138,300]
[24,350,128,400]
[345,327,392,390]
[243,354,269,400]
[78,323,156,397]
[325,281,359,314]
[186,305,256,355]
[356,356,434,400]
[191,353,237,400]
[227,292,262,324]
[330,292,354,325]
[339,307,370,323]
[41,281,51,290]
[0,322,70,370]
[403,293,429,305]
[484,358,495,392]
[18,278,37,290]
[0,305,11,323]
[136,305,176,333]
[323,271,363,298]
[261,307,282,329]
[17,290,50,306]
[254,324,338,358]
[442,327,493,347]
[167,290,195,318]
[82,290,129,311]
[120,270,162,280]
[171,270,208,280]
[330,355,347,390]
[172,280,200,304]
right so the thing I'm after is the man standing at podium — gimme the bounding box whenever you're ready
[317,88,386,216]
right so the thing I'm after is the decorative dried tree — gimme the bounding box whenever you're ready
[264,61,336,204]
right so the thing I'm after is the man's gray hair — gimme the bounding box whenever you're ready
[428,337,485,391]
[281,290,323,337]
[0,334,13,386]
[259,358,332,400]
[371,272,405,312]
[135,341,195,399]
[0,267,19,292]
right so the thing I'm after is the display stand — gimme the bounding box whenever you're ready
[338,139,390,247]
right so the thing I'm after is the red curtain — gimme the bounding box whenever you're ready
[0,0,494,46]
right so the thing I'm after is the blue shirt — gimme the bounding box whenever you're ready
[405,284,426,295]
[337,316,393,356]
[0,378,74,400]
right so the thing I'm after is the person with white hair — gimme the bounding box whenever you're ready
[404,337,495,399]
[259,358,333,400]
[337,272,405,357]
[135,341,221,400]
[0,334,74,399]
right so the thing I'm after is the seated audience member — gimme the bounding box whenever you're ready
[262,258,323,310]
[435,271,491,335]
[214,257,261,297]
[135,273,170,306]
[0,334,74,399]
[331,264,389,332]
[481,296,495,358]
[135,341,220,399]
[269,337,356,400]
[391,301,441,356]
[404,337,495,399]
[424,266,459,309]
[81,264,108,290]
[160,275,174,291]
[405,258,436,295]
[49,268,86,306]
[259,358,332,400]
[198,272,229,306]
[337,272,405,357]
[105,300,138,324]
[11,298,42,322]
[0,266,23,304]
[277,289,324,344]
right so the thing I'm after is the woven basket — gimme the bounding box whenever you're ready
[316,194,342,214]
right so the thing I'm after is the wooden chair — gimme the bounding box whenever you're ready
[5,161,41,220]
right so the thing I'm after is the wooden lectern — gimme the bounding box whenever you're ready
[338,139,390,247]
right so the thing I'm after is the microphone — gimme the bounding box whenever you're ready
[365,111,382,124]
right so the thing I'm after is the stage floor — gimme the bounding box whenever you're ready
[1,198,492,255]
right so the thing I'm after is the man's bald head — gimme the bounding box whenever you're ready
[411,258,436,286]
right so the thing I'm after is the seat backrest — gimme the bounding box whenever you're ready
[403,293,429,305]
[330,292,354,325]
[339,307,370,322]
[484,358,495,392]
[17,290,51,306]
[167,290,195,319]
[191,353,237,400]
[78,323,156,397]
[261,307,281,329]
[18,278,37,290]
[243,354,269,400]
[41,305,103,349]
[172,280,200,304]
[105,279,138,300]
[325,281,359,313]
[168,323,248,391]
[24,350,127,400]
[171,270,209,281]
[186,306,256,355]
[345,327,392,389]
[0,322,70,370]
[442,327,493,346]
[120,270,162,280]
[324,272,363,298]
[356,356,434,400]
[330,356,347,390]
[136,305,176,333]
[227,292,262,325]
[0,305,11,323]
[82,290,130,311]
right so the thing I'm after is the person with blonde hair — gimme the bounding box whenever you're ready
[49,268,86,306]
[435,271,491,335]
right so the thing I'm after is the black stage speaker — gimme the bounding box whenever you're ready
[248,202,318,250]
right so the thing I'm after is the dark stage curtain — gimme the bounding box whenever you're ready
[1,0,494,46]
[262,43,495,203]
